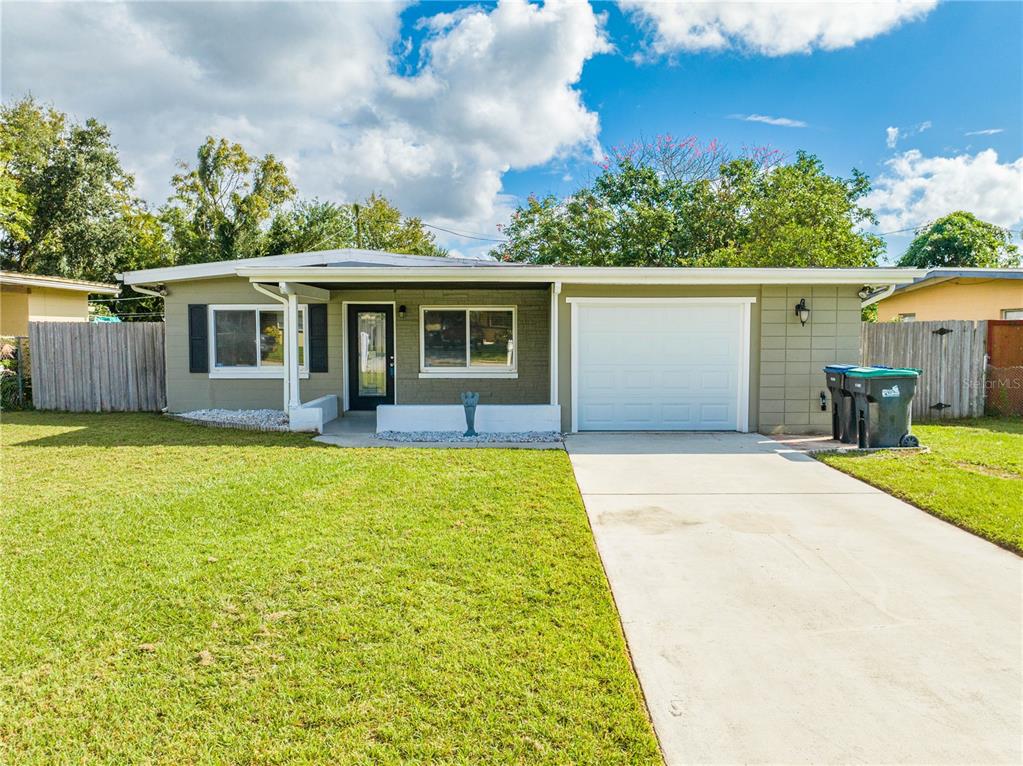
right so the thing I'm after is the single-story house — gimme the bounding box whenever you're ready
[866,267,1023,322]
[118,250,924,434]
[0,270,119,336]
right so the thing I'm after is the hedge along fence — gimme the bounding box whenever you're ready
[29,321,166,412]
[861,320,988,421]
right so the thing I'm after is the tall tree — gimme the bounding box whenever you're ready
[266,194,446,257]
[266,199,354,255]
[351,194,445,257]
[699,153,883,267]
[163,137,296,264]
[897,211,1020,268]
[0,97,170,281]
[495,142,883,268]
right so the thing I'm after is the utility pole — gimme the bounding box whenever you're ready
[353,203,362,248]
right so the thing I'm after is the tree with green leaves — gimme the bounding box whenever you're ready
[897,211,1020,268]
[266,193,446,257]
[266,199,355,255]
[351,193,445,257]
[0,97,171,282]
[494,141,883,268]
[163,136,296,264]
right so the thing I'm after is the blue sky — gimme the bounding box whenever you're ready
[4,1,1021,261]
[498,1,1023,260]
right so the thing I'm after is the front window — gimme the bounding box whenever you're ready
[210,305,306,377]
[421,307,516,374]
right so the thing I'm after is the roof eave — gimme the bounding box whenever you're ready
[237,266,927,286]
[0,273,119,294]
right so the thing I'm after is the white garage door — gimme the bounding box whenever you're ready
[573,300,750,431]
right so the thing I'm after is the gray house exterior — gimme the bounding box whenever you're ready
[120,249,923,434]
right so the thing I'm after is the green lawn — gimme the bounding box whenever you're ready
[817,418,1023,554]
[0,413,659,765]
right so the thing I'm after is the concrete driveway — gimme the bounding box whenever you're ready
[567,432,1021,765]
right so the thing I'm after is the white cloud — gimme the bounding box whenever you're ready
[733,113,808,128]
[883,120,931,148]
[864,149,1023,231]
[619,0,938,57]
[965,128,1005,136]
[1,0,609,242]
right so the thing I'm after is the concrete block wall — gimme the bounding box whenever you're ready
[759,284,861,434]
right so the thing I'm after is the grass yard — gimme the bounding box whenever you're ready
[817,418,1023,554]
[0,413,659,765]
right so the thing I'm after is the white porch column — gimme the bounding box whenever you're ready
[549,281,561,405]
[286,291,301,412]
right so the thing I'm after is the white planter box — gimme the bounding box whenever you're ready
[376,404,561,433]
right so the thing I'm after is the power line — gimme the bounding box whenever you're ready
[89,295,158,303]
[422,222,508,243]
[91,312,165,318]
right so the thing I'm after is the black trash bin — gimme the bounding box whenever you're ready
[823,364,858,443]
[845,367,921,448]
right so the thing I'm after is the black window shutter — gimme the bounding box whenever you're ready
[188,304,209,373]
[308,304,328,373]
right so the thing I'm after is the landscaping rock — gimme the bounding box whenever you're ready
[171,409,290,432]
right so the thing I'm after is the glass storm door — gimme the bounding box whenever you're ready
[346,304,395,410]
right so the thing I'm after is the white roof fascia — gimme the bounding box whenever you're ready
[117,248,490,285]
[0,272,119,294]
[241,266,927,286]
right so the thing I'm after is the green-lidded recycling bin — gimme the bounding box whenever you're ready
[823,364,858,443]
[845,367,921,448]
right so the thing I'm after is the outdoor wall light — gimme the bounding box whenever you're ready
[399,305,407,319]
[794,298,810,326]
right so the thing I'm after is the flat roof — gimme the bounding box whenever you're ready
[0,270,119,294]
[119,249,926,287]
[887,267,1023,297]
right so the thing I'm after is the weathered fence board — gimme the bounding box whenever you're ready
[29,322,166,412]
[860,320,987,421]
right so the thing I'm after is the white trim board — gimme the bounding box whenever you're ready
[239,266,924,286]
[569,297,754,433]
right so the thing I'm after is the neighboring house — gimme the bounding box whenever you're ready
[118,250,922,435]
[0,270,119,335]
[868,268,1023,322]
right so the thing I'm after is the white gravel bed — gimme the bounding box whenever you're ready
[171,408,290,432]
[377,430,563,444]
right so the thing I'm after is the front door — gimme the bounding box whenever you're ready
[347,304,395,410]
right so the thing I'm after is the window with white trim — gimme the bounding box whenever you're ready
[420,306,516,376]
[1002,308,1023,320]
[209,304,307,378]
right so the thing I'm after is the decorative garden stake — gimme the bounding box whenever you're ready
[461,391,479,437]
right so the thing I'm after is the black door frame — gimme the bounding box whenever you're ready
[346,303,395,410]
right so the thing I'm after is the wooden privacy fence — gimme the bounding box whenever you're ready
[860,320,987,421]
[29,322,166,412]
[986,320,1023,417]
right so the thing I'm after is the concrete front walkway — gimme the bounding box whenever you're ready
[567,432,1021,765]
